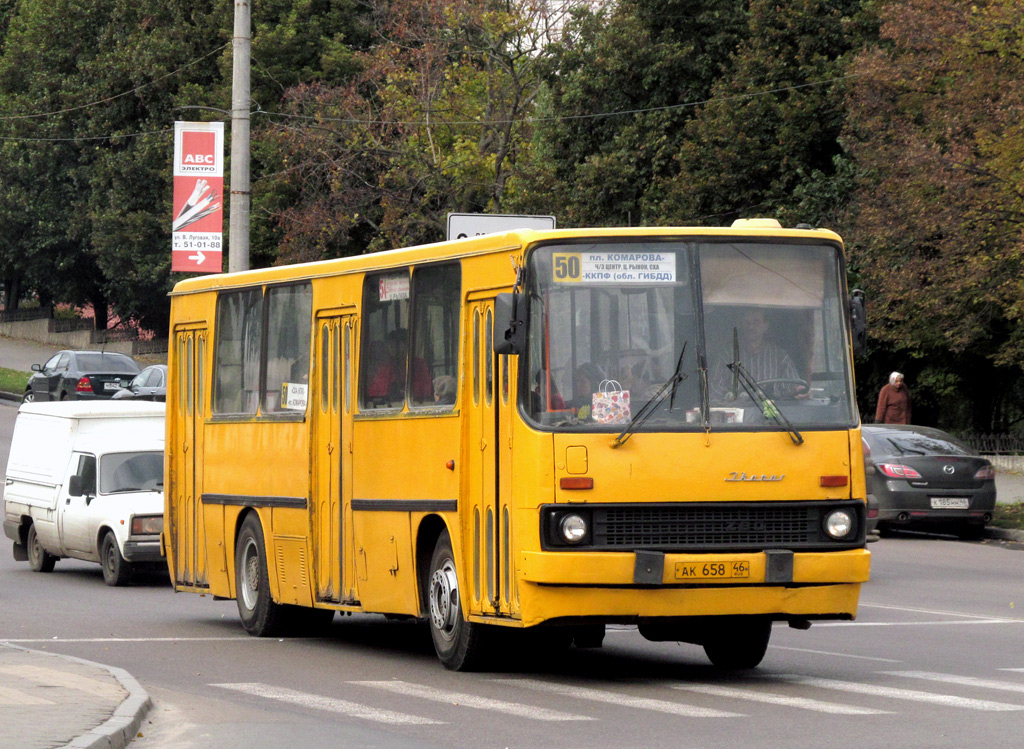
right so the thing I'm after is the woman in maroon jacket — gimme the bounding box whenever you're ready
[875,371,912,424]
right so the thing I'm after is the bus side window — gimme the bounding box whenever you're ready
[262,283,312,414]
[360,272,410,409]
[411,263,461,407]
[213,289,262,415]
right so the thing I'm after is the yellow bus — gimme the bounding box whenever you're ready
[164,219,870,670]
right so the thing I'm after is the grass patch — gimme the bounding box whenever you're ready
[991,502,1024,531]
[0,367,29,395]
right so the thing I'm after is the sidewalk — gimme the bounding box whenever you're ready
[0,643,151,748]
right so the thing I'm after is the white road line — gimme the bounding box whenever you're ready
[859,603,1024,621]
[813,619,1018,628]
[1000,668,1024,672]
[0,665,124,700]
[670,683,891,715]
[0,685,54,706]
[882,671,1024,694]
[780,675,1024,711]
[497,678,743,718]
[351,680,593,721]
[1,637,264,643]
[770,646,901,663]
[212,683,443,725]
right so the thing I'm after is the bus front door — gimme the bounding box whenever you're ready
[467,299,511,617]
[171,326,208,587]
[313,313,355,602]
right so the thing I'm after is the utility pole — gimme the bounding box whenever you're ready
[229,0,251,272]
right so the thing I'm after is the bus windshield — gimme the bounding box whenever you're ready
[524,240,857,432]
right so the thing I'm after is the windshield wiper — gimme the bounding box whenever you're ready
[727,360,804,445]
[613,343,688,448]
[886,438,923,456]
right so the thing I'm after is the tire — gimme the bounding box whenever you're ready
[22,389,34,403]
[59,391,69,401]
[100,531,133,586]
[26,523,56,573]
[235,513,287,636]
[426,530,489,671]
[703,616,772,670]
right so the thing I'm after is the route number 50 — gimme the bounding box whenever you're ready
[552,253,581,282]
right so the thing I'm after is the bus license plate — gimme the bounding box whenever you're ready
[674,560,750,580]
[930,496,969,509]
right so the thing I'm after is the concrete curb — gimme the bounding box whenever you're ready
[2,644,152,749]
[985,526,1024,542]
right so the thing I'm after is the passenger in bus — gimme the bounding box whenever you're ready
[433,375,457,405]
[570,362,606,417]
[710,308,805,401]
[368,328,433,402]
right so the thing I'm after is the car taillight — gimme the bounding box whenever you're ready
[877,463,923,479]
[974,465,996,480]
[75,377,93,393]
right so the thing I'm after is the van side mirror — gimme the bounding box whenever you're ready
[68,475,83,497]
[493,292,526,356]
[849,289,867,358]
[68,474,96,500]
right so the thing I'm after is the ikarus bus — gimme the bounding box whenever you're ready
[164,218,870,671]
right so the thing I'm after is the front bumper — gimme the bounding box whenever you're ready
[122,537,164,563]
[506,548,870,627]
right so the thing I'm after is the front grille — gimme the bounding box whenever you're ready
[543,501,864,552]
[597,505,815,547]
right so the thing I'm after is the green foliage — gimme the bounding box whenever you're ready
[0,366,29,393]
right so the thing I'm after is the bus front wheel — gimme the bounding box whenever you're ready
[703,616,772,670]
[235,514,286,637]
[427,531,488,671]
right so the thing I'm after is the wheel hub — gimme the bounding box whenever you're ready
[429,560,460,641]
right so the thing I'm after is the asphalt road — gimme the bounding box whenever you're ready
[2,397,1024,747]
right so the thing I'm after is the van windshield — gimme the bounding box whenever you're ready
[99,451,164,494]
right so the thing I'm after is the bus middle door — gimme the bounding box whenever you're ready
[467,299,509,617]
[313,312,355,603]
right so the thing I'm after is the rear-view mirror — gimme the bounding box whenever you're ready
[493,292,526,356]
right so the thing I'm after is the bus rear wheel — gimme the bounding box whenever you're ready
[235,513,286,637]
[703,616,772,670]
[427,531,488,671]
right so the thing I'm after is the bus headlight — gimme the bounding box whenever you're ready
[823,509,854,539]
[559,514,588,545]
[131,515,163,535]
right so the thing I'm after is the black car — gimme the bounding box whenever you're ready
[111,364,167,402]
[862,424,997,539]
[23,350,141,402]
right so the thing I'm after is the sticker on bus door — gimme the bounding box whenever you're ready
[552,251,677,284]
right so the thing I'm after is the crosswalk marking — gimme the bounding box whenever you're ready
[0,684,54,706]
[350,680,592,721]
[882,671,1024,694]
[779,675,1024,712]
[497,678,743,718]
[212,683,442,725]
[0,665,124,701]
[670,683,891,715]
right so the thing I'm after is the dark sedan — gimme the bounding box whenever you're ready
[111,364,167,402]
[23,350,141,402]
[862,424,996,539]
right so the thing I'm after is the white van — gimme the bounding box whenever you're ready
[2,401,166,586]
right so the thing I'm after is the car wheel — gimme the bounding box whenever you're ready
[100,531,133,586]
[703,616,772,669]
[235,513,287,636]
[22,390,34,403]
[27,523,57,573]
[426,530,491,670]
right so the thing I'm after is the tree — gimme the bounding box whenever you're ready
[257,0,553,262]
[843,0,1024,431]
[515,0,748,226]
